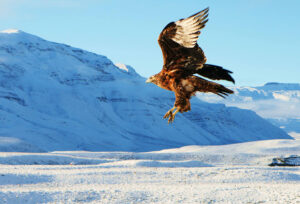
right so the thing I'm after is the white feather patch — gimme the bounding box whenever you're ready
[171,10,208,48]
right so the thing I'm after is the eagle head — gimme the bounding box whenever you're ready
[146,75,158,85]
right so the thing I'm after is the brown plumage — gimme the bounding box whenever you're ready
[146,7,234,124]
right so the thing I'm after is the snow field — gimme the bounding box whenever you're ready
[0,29,299,203]
[0,139,299,203]
[0,165,299,203]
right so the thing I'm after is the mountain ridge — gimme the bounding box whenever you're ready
[0,30,291,152]
[197,82,300,135]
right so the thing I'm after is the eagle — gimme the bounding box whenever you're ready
[146,7,235,124]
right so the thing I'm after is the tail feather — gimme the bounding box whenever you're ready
[196,64,235,84]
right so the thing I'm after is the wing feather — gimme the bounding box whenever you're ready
[172,8,209,48]
[158,8,209,71]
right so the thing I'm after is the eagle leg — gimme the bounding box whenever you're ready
[163,107,179,124]
[163,106,176,120]
[168,109,179,124]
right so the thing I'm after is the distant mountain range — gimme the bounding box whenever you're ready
[0,29,291,152]
[197,82,300,136]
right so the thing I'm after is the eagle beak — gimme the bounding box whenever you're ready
[146,78,152,83]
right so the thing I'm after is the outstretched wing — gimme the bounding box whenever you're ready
[158,8,209,71]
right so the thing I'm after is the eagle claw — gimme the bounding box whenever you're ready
[163,107,178,124]
[163,110,173,119]
[164,112,175,124]
[168,114,175,124]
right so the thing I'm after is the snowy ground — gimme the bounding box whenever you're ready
[1,139,300,203]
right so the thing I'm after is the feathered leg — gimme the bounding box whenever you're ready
[164,89,191,124]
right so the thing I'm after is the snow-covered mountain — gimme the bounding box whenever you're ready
[197,82,300,135]
[0,29,291,152]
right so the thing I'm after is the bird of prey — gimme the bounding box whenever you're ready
[146,7,235,124]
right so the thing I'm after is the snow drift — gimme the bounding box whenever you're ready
[0,30,291,152]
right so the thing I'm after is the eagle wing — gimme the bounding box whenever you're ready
[158,8,209,71]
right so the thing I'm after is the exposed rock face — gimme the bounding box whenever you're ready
[269,155,300,166]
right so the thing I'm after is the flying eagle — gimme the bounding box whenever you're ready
[146,7,235,124]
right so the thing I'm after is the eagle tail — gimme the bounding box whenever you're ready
[194,77,234,98]
[196,64,235,84]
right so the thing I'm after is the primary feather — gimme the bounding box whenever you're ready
[172,8,209,48]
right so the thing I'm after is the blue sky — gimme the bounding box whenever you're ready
[0,0,299,86]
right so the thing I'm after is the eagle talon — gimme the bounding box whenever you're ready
[163,108,179,124]
[163,107,176,119]
[163,110,173,119]
[168,114,175,124]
